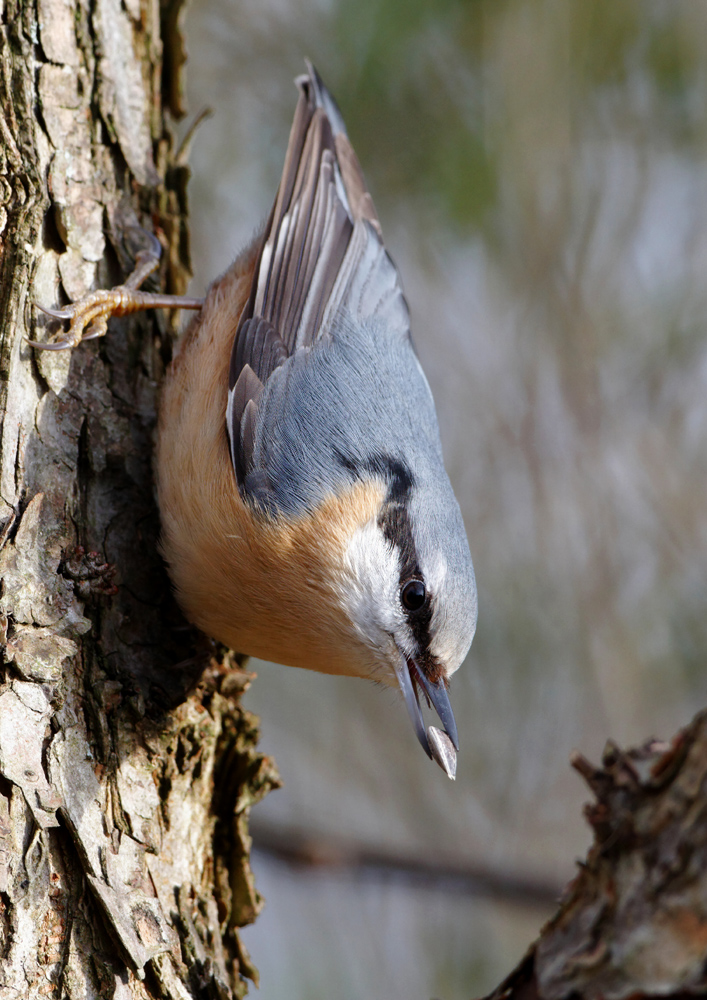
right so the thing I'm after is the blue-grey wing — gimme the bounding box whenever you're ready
[243,314,444,517]
[226,63,410,499]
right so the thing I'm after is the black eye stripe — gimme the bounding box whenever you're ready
[377,497,440,677]
[336,448,442,677]
[333,449,415,504]
[378,503,417,577]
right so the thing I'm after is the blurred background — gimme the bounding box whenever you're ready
[181,2,707,998]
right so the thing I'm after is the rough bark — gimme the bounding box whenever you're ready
[0,0,278,997]
[484,709,707,1000]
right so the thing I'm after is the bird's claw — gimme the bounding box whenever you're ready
[29,285,203,351]
[35,302,75,320]
[31,288,127,351]
[26,338,79,351]
[29,229,164,352]
[29,228,205,351]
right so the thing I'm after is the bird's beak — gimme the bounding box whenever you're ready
[395,657,459,779]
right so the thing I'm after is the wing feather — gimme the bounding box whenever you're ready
[226,63,409,498]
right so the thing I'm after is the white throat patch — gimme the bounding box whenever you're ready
[339,517,405,659]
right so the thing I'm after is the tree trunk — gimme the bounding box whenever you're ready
[0,1,278,997]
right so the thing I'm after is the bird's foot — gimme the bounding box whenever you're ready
[29,233,203,351]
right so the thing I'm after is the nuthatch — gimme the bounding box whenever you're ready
[33,64,477,778]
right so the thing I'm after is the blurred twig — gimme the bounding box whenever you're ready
[250,822,562,908]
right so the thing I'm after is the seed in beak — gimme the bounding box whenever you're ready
[427,726,457,780]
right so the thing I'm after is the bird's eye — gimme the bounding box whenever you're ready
[401,579,426,611]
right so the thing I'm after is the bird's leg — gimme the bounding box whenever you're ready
[29,230,204,351]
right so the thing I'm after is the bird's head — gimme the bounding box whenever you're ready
[323,462,477,778]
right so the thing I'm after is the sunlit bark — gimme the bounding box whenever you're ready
[0,1,278,996]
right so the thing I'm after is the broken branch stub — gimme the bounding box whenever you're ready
[483,709,707,1000]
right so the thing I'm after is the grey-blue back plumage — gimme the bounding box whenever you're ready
[247,311,441,515]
